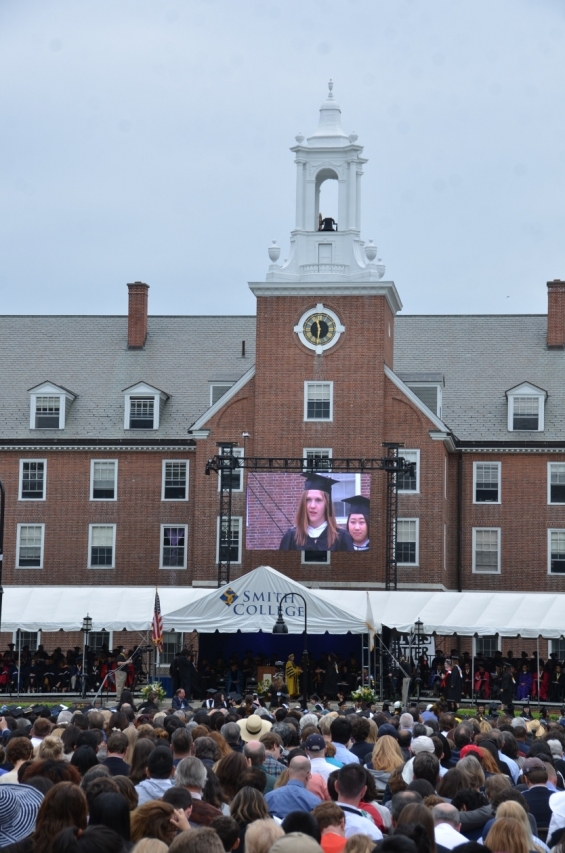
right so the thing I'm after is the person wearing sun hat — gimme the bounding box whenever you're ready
[279,473,354,551]
[0,783,43,847]
[237,713,272,742]
[343,495,370,551]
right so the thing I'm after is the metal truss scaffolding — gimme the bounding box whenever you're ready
[206,442,414,589]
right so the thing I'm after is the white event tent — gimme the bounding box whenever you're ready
[2,569,565,639]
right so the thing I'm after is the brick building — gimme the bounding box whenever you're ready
[1,84,565,662]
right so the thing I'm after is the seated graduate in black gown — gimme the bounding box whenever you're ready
[279,472,353,552]
[343,495,370,551]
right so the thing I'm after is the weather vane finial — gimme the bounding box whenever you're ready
[328,79,334,99]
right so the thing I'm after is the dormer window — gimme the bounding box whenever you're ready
[398,373,444,419]
[123,382,170,431]
[28,382,77,430]
[506,382,547,432]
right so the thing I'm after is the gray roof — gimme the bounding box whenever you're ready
[0,311,562,444]
[394,314,563,442]
[0,315,255,439]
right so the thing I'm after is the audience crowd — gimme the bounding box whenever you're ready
[0,689,565,853]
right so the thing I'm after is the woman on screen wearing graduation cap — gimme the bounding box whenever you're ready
[279,472,354,551]
[343,495,370,551]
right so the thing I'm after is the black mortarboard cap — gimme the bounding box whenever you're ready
[206,688,218,695]
[229,692,242,702]
[300,472,339,495]
[343,495,370,522]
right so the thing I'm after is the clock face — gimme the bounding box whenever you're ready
[303,312,337,347]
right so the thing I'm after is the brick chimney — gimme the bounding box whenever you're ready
[127,282,149,349]
[547,280,565,349]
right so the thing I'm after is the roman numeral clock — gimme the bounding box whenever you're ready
[294,304,345,354]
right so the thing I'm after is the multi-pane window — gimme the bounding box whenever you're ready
[161,525,188,568]
[217,517,242,564]
[210,384,233,406]
[512,396,539,431]
[17,524,44,568]
[162,631,183,665]
[549,530,565,574]
[35,396,60,429]
[89,525,116,568]
[219,448,243,492]
[475,635,499,657]
[304,382,333,421]
[474,462,500,503]
[396,519,418,565]
[91,461,117,500]
[549,463,565,504]
[163,461,189,500]
[13,631,40,652]
[303,448,332,471]
[551,639,565,658]
[129,397,155,429]
[473,528,500,573]
[397,450,419,492]
[19,460,46,500]
[88,631,112,653]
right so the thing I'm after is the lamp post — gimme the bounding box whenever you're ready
[81,615,93,698]
[414,618,423,700]
[272,592,308,711]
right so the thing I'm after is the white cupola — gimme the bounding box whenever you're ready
[260,81,388,286]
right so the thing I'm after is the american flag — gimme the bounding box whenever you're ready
[152,589,163,653]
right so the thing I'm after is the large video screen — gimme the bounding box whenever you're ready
[246,471,371,551]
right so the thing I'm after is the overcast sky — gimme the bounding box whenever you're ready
[2,0,564,317]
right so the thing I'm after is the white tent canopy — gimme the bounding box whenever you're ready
[163,566,374,635]
[2,574,565,639]
[1,586,209,633]
[362,590,565,639]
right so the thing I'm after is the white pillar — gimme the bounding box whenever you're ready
[356,169,362,231]
[295,161,305,230]
[348,161,357,229]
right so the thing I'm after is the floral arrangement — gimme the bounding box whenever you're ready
[140,681,167,702]
[351,685,378,705]
[256,679,272,696]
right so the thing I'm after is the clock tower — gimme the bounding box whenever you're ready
[249,82,402,461]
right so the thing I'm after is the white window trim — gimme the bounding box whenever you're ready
[304,381,334,422]
[162,460,190,501]
[397,517,419,567]
[303,448,333,471]
[12,630,41,649]
[88,523,117,569]
[215,516,242,565]
[547,528,565,576]
[405,383,442,419]
[160,523,188,570]
[209,383,234,406]
[473,461,501,505]
[472,634,501,656]
[29,383,75,431]
[123,382,169,431]
[88,629,114,651]
[547,462,565,506]
[506,383,546,432]
[472,527,501,574]
[90,459,118,502]
[217,448,244,493]
[18,459,47,501]
[398,449,420,494]
[16,523,45,569]
[301,550,331,565]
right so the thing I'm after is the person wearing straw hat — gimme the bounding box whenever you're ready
[343,495,370,551]
[279,473,354,551]
[237,714,272,742]
[0,784,43,847]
